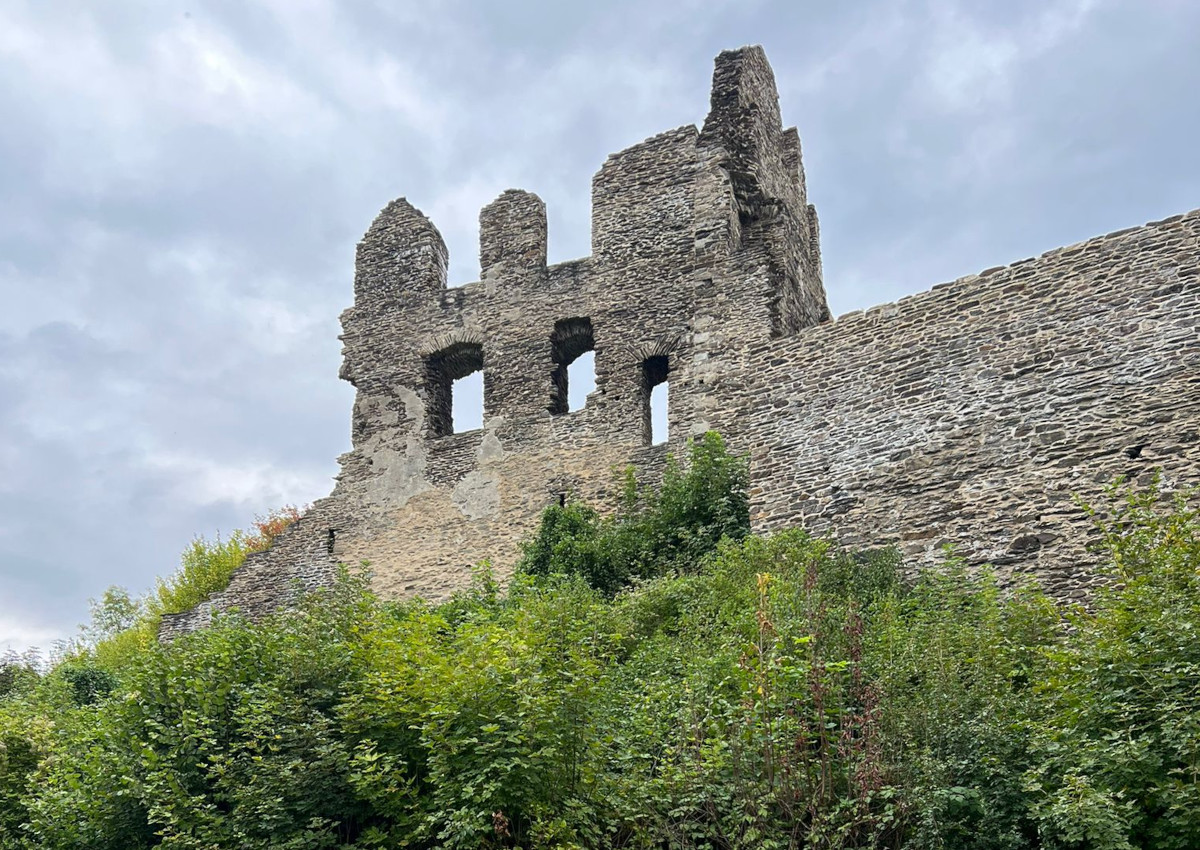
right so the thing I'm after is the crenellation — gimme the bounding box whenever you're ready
[479,189,548,285]
[355,198,448,301]
[159,46,1200,641]
[591,125,701,267]
[700,46,792,216]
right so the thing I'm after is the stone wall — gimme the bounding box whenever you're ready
[736,212,1200,600]
[159,45,1200,639]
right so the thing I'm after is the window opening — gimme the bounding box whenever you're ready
[550,318,595,414]
[642,354,669,445]
[452,371,483,432]
[425,342,484,436]
[649,382,669,445]
[567,351,595,412]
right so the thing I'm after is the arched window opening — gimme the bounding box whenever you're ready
[425,342,484,436]
[550,318,595,414]
[642,354,669,445]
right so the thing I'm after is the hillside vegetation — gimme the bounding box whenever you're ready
[1,434,1198,849]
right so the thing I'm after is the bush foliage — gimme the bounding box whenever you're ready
[518,431,750,595]
[1,440,1197,849]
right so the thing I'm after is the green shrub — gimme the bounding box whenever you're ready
[518,431,749,594]
[2,455,1196,849]
[1024,481,1200,850]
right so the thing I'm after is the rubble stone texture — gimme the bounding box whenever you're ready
[160,46,1200,638]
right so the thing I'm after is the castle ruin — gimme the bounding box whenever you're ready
[161,46,1200,637]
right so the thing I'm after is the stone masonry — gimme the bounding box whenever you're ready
[160,46,1200,637]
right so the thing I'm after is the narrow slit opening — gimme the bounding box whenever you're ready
[642,354,669,446]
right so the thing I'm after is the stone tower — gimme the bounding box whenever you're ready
[162,46,833,632]
[161,45,1200,638]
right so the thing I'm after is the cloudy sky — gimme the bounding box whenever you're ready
[2,0,1198,652]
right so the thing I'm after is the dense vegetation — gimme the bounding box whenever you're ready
[1,433,1198,849]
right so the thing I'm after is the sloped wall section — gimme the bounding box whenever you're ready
[160,46,1199,639]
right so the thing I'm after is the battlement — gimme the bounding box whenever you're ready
[160,47,1200,640]
[348,47,826,323]
[354,198,448,301]
[480,189,547,283]
[337,46,829,453]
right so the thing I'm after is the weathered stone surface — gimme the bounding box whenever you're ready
[737,214,1200,601]
[159,46,1200,639]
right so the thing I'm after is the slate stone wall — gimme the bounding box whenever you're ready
[735,212,1200,600]
[159,46,1199,639]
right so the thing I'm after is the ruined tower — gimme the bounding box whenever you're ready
[162,46,833,631]
[161,46,1200,637]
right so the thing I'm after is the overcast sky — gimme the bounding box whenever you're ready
[2,0,1198,653]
